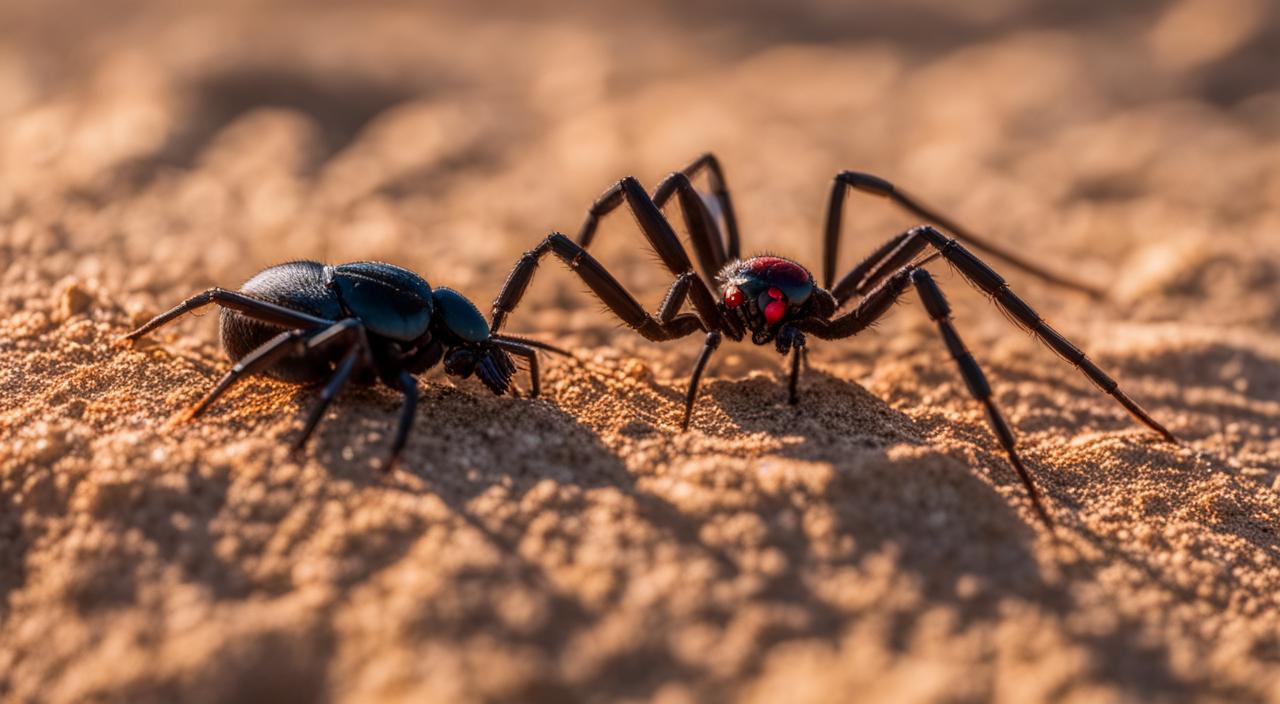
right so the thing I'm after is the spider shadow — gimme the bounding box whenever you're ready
[699,368,1047,605]
[688,366,1218,695]
[977,343,1280,560]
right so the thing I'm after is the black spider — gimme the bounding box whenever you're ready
[118,260,565,467]
[489,153,1178,527]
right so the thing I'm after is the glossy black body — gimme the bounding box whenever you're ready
[217,260,500,386]
[220,261,345,383]
[120,259,556,466]
[218,260,511,391]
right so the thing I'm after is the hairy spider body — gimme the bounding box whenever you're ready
[119,259,563,467]
[717,256,830,345]
[490,153,1177,527]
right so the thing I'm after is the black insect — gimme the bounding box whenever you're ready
[489,153,1178,527]
[119,260,564,467]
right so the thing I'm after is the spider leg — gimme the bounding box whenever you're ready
[681,331,723,430]
[675,152,741,259]
[829,227,922,306]
[492,232,729,429]
[787,341,804,405]
[801,266,1053,527]
[492,339,542,397]
[817,226,1176,443]
[118,288,334,344]
[490,333,573,357]
[491,232,706,342]
[911,268,1053,527]
[651,171,727,284]
[648,152,743,281]
[572,176,731,335]
[385,370,419,471]
[928,228,1174,442]
[821,171,1103,299]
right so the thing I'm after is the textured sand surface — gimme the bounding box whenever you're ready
[3,1,1280,702]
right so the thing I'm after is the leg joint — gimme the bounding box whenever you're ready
[836,171,895,196]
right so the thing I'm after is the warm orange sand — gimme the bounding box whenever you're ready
[2,2,1279,701]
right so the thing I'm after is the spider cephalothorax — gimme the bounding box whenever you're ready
[118,260,564,467]
[717,256,835,344]
[490,153,1177,528]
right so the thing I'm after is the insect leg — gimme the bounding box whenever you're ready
[386,371,419,471]
[118,288,333,344]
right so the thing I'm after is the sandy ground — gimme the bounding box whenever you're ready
[3,1,1280,702]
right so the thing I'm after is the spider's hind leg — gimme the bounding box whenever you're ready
[820,170,1103,298]
[909,268,1054,528]
[825,226,1175,445]
[799,265,1053,527]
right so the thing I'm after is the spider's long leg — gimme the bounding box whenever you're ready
[649,152,742,280]
[491,232,706,343]
[911,268,1053,527]
[492,232,726,429]
[492,339,542,397]
[294,345,362,452]
[830,227,924,305]
[118,288,334,344]
[816,226,1176,443]
[821,171,1103,298]
[681,331,723,430]
[801,266,1053,527]
[787,341,804,405]
[185,329,309,420]
[926,228,1174,442]
[573,176,732,335]
[651,171,727,284]
[672,152,741,259]
[386,371,419,471]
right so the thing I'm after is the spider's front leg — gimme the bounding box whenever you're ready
[646,153,742,282]
[491,231,728,430]
[573,175,735,336]
[776,325,807,405]
[491,232,708,341]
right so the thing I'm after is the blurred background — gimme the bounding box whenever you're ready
[3,0,1279,330]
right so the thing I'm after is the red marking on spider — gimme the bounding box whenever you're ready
[748,257,811,285]
[764,299,787,325]
[724,286,744,308]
